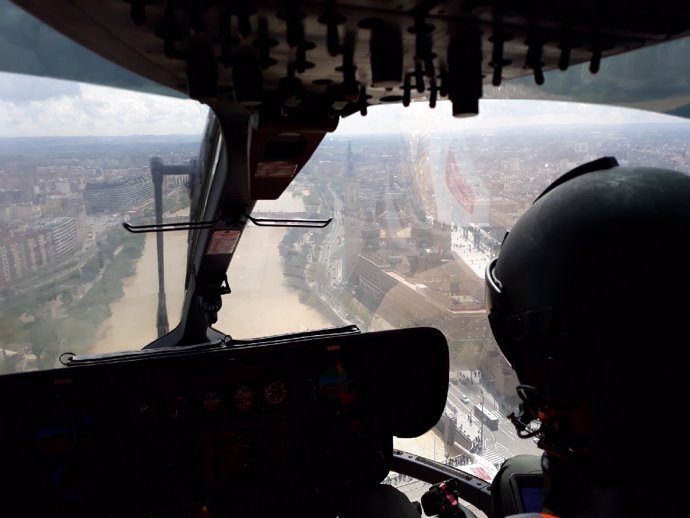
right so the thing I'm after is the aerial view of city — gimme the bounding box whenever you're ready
[2,108,690,398]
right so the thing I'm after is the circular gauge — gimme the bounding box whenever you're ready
[264,380,288,405]
[233,385,255,411]
[202,391,221,412]
[130,400,154,423]
[166,395,188,421]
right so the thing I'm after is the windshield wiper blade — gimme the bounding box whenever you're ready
[62,339,228,366]
[64,325,361,366]
[221,324,360,346]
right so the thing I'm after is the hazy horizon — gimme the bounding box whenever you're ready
[2,70,690,139]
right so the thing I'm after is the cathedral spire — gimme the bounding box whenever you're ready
[346,140,355,177]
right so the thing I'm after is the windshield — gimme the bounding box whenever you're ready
[219,98,690,472]
[3,0,690,501]
[0,74,208,366]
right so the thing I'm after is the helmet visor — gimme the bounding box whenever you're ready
[484,257,502,314]
[486,257,560,370]
[485,257,535,369]
[485,257,516,365]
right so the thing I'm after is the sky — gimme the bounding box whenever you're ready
[0,71,689,138]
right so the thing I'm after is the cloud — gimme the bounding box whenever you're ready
[0,72,209,137]
[336,98,690,136]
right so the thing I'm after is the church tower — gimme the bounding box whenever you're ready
[343,141,358,215]
[342,140,363,286]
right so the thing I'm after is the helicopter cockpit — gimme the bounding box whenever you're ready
[1,1,690,517]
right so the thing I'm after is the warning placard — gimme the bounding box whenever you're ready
[206,230,241,255]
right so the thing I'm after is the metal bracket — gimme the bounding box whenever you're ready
[199,276,232,315]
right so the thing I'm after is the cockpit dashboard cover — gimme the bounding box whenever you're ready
[0,326,448,518]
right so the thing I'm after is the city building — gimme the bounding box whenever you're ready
[0,216,82,286]
[83,175,153,214]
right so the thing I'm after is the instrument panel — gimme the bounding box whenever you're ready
[0,326,448,518]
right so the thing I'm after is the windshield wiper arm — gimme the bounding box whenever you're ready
[123,213,332,233]
[245,214,332,227]
[122,219,219,233]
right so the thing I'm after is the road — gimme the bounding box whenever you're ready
[446,382,541,460]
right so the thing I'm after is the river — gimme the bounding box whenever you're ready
[89,230,189,353]
[90,193,332,352]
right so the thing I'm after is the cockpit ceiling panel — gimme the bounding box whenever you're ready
[12,1,690,120]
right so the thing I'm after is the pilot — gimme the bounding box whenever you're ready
[484,157,688,517]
